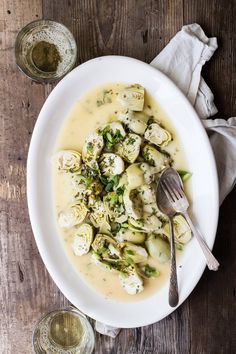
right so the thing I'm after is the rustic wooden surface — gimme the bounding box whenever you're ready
[0,0,235,353]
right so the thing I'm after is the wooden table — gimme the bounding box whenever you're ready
[1,1,235,353]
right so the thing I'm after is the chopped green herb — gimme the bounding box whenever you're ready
[99,175,108,185]
[151,207,157,216]
[105,182,114,192]
[177,170,192,182]
[87,142,94,153]
[106,132,113,143]
[140,264,160,278]
[127,136,136,145]
[126,249,135,255]
[116,186,124,195]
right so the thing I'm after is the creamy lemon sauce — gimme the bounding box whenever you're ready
[53,83,189,302]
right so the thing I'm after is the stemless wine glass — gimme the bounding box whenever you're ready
[33,307,95,354]
[15,20,77,83]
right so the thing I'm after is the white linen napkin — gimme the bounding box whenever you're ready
[95,23,236,336]
[150,23,236,205]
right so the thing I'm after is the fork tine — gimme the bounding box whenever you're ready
[166,177,184,200]
[165,178,180,200]
[161,179,176,203]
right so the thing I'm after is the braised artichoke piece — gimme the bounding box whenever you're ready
[117,84,145,111]
[118,110,147,135]
[129,213,162,233]
[115,172,127,192]
[115,228,146,244]
[134,111,150,124]
[72,223,94,256]
[144,123,172,147]
[54,150,82,173]
[89,198,107,228]
[143,203,168,223]
[91,252,118,273]
[146,234,170,263]
[163,214,192,244]
[103,191,127,222]
[115,133,142,163]
[70,175,87,199]
[119,266,144,295]
[100,121,126,137]
[122,242,148,263]
[100,153,125,176]
[137,264,159,279]
[82,132,104,168]
[138,184,156,204]
[99,218,112,235]
[99,122,126,150]
[137,184,168,223]
[92,234,121,262]
[143,144,170,171]
[123,189,143,220]
[126,163,159,189]
[58,203,87,228]
[139,163,159,184]
[71,174,103,199]
[126,163,145,189]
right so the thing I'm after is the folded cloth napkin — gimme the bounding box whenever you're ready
[95,23,236,336]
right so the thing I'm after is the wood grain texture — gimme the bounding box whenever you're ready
[0,0,235,353]
[0,1,69,353]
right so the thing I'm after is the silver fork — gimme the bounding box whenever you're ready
[161,178,220,271]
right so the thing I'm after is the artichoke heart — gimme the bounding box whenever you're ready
[163,214,192,244]
[100,153,125,176]
[89,199,107,227]
[144,123,172,147]
[58,203,87,228]
[122,242,148,263]
[115,133,142,163]
[143,145,170,171]
[119,266,144,295]
[54,150,82,172]
[71,175,102,199]
[137,184,168,223]
[137,184,156,204]
[123,189,143,220]
[117,84,145,111]
[118,110,147,135]
[115,228,146,244]
[129,213,162,233]
[126,163,159,189]
[82,132,104,168]
[72,223,94,256]
[126,163,145,189]
[146,234,170,263]
[103,191,126,221]
[139,163,159,184]
[92,234,121,262]
[100,121,126,137]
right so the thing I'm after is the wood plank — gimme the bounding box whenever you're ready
[184,1,236,353]
[0,1,69,353]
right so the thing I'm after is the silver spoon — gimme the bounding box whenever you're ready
[156,169,179,307]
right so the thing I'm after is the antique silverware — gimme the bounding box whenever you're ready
[160,168,219,271]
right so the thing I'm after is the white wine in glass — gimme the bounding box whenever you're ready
[33,308,95,354]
